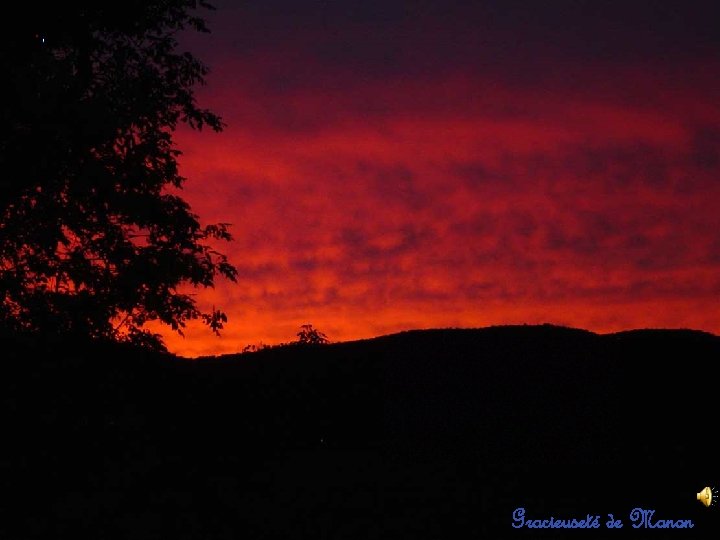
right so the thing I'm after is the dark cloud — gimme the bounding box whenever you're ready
[194,0,720,85]
[690,124,720,171]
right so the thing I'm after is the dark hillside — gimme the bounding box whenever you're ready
[2,325,717,538]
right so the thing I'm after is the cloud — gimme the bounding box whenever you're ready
[162,9,720,356]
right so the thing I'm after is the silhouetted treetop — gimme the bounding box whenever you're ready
[0,1,236,349]
[296,324,330,345]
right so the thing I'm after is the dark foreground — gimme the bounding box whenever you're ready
[2,325,718,538]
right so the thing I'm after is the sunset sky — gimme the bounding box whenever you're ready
[163,0,720,357]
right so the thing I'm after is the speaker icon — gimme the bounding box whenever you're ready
[697,487,716,508]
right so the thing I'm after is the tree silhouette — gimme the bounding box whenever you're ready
[0,2,236,349]
[295,324,330,345]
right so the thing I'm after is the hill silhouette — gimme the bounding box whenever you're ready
[2,325,718,538]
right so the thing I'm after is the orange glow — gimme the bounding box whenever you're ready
[156,63,720,357]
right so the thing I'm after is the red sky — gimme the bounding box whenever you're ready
[160,1,720,356]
